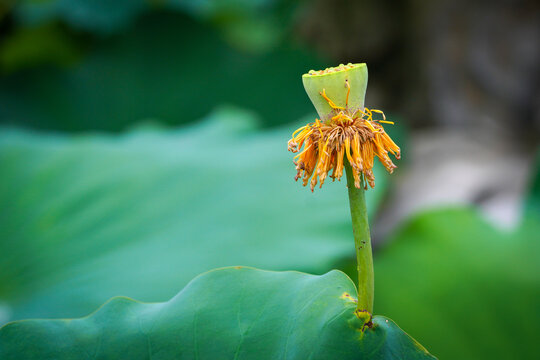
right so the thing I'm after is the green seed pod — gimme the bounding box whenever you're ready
[302,63,368,120]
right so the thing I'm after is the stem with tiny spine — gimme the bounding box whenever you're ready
[344,162,374,313]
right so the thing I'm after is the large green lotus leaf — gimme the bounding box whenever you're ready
[373,207,540,360]
[0,267,435,359]
[0,11,325,131]
[0,107,389,324]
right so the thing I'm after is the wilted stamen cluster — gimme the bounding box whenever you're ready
[288,91,400,191]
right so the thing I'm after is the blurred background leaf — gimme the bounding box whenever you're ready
[0,108,389,324]
[368,158,540,359]
[372,207,540,359]
[525,151,540,217]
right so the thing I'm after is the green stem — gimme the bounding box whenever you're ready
[345,162,374,314]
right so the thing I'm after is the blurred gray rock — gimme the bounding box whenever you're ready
[373,126,534,242]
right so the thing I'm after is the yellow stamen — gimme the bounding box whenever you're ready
[365,121,379,133]
[320,89,345,110]
[315,119,324,137]
[369,109,386,121]
[291,125,307,138]
[294,143,313,159]
[344,138,355,168]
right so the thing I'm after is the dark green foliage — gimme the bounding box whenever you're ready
[1,10,325,132]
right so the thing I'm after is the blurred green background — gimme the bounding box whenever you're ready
[1,0,539,359]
